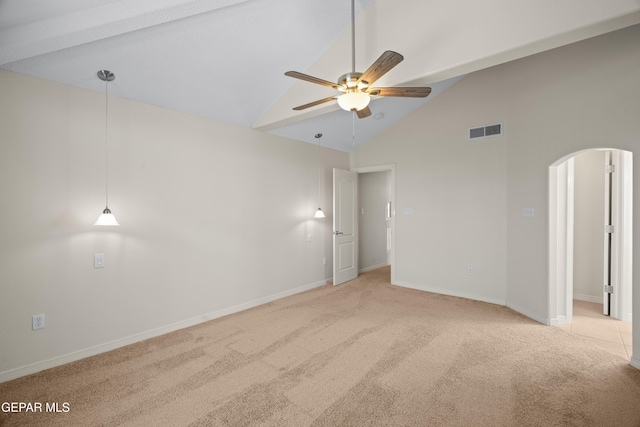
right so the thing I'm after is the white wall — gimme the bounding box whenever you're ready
[573,150,606,302]
[0,70,349,381]
[354,24,640,367]
[358,171,391,271]
[503,24,640,330]
[3,22,640,378]
[353,67,509,305]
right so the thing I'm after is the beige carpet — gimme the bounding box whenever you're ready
[2,266,640,426]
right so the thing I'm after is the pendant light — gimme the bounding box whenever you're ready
[94,70,119,226]
[314,133,326,218]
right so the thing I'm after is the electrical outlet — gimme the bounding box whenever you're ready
[323,258,327,266]
[32,313,45,330]
[467,267,474,276]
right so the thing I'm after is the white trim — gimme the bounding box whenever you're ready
[631,355,640,371]
[549,148,633,327]
[0,278,328,384]
[574,294,602,304]
[393,280,506,307]
[359,262,389,273]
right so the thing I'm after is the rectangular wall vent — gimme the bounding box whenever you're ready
[469,123,502,140]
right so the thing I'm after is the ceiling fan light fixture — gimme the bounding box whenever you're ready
[337,90,370,112]
[285,0,430,116]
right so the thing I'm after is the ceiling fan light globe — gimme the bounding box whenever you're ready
[337,91,370,112]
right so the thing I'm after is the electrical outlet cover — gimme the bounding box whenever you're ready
[32,313,45,330]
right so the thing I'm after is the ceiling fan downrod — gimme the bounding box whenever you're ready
[351,0,356,73]
[284,0,432,117]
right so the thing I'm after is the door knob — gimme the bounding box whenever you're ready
[333,231,343,235]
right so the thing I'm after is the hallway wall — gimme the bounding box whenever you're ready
[573,150,606,302]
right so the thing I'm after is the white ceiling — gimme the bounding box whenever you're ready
[2,0,639,152]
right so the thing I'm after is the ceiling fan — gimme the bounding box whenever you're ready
[285,0,431,119]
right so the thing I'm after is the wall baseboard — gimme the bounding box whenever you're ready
[392,280,506,307]
[574,293,602,304]
[631,355,640,371]
[549,315,568,326]
[506,301,549,326]
[0,278,328,384]
[359,263,390,273]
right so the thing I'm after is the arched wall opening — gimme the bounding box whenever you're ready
[549,148,633,325]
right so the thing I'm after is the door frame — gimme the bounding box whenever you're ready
[352,164,396,284]
[548,148,633,325]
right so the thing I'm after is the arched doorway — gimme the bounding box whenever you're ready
[549,148,633,325]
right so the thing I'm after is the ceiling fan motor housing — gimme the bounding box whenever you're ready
[338,72,368,91]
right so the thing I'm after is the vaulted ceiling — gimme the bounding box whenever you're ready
[2,0,639,151]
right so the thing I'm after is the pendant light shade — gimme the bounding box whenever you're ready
[95,69,119,226]
[95,207,120,226]
[314,207,326,218]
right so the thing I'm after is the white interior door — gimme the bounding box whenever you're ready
[603,149,633,321]
[603,151,614,315]
[333,168,358,286]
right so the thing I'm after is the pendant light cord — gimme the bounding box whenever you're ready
[317,136,322,205]
[104,76,110,209]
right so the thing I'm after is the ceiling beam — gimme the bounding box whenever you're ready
[0,0,252,65]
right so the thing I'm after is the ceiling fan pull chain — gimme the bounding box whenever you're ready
[352,110,356,140]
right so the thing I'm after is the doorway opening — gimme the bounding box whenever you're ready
[548,148,632,355]
[353,165,396,284]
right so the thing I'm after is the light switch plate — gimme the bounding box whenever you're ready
[94,253,105,268]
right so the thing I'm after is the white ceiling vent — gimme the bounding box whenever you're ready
[469,123,502,140]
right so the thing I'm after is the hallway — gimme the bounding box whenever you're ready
[559,300,633,360]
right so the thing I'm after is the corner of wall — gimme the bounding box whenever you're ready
[506,301,549,325]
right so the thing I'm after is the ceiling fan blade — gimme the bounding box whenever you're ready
[356,106,372,119]
[358,51,404,87]
[368,87,432,98]
[285,71,342,90]
[292,96,337,111]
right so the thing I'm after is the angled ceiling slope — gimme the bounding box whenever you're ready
[1,0,639,152]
